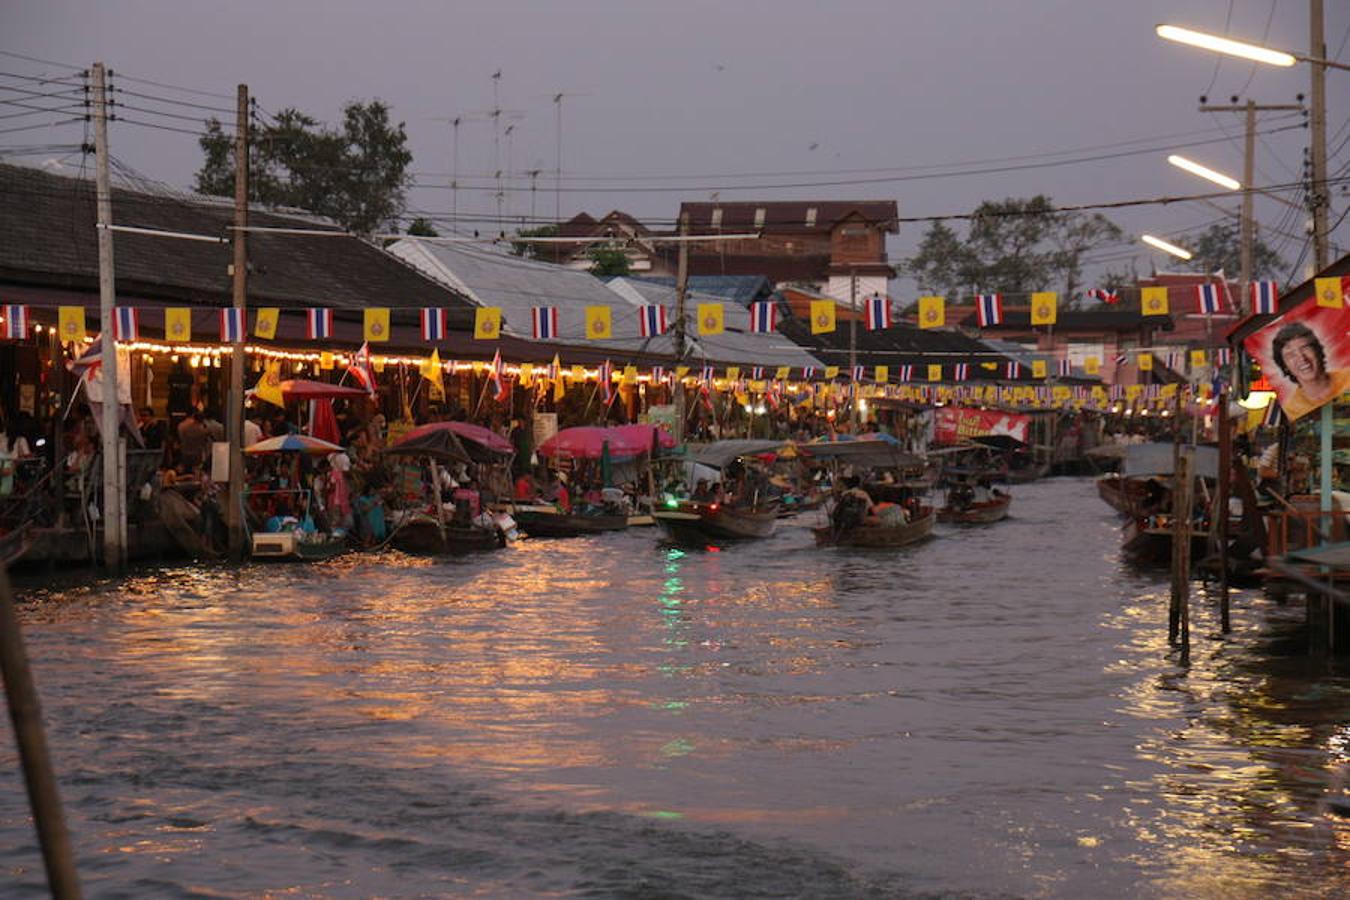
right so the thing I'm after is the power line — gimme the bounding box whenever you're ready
[110,86,236,116]
[0,117,83,136]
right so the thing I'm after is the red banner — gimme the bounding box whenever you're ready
[934,407,1031,445]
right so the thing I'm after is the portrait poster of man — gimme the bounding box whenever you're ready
[1243,288,1350,421]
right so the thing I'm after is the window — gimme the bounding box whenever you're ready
[753,207,766,228]
[711,208,723,229]
[805,207,818,228]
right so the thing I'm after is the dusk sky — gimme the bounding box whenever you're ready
[3,0,1346,292]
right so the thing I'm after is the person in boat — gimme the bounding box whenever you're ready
[451,478,482,525]
[543,472,571,513]
[691,479,714,502]
[947,481,975,511]
[833,476,875,529]
[514,470,539,502]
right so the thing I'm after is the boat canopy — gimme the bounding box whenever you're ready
[1120,443,1219,479]
[798,441,925,470]
[690,439,785,469]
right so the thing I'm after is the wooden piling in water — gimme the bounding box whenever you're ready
[1217,391,1231,633]
[0,567,83,898]
[1171,450,1193,664]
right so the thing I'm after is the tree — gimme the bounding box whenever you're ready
[1185,223,1285,280]
[1049,211,1124,301]
[406,218,439,237]
[195,100,413,236]
[965,196,1060,295]
[905,221,978,298]
[510,224,560,259]
[587,245,630,277]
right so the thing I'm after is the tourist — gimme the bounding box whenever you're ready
[177,410,209,472]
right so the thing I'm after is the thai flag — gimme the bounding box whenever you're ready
[1057,359,1072,376]
[751,366,765,379]
[1110,385,1125,400]
[66,336,102,380]
[748,301,776,334]
[114,307,139,341]
[219,308,245,342]
[847,365,862,381]
[598,359,613,404]
[3,305,27,340]
[701,365,714,383]
[347,342,376,396]
[975,293,1003,327]
[955,363,969,381]
[898,364,913,382]
[1005,361,1021,379]
[1196,283,1221,314]
[1215,347,1232,366]
[489,349,510,403]
[532,306,559,340]
[638,305,668,337]
[1087,288,1119,305]
[421,308,446,341]
[545,358,558,380]
[802,366,816,380]
[1252,280,1278,315]
[1263,399,1285,427]
[864,294,890,331]
[1166,352,1181,370]
[307,308,332,340]
[651,365,665,385]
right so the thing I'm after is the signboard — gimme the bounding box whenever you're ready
[1242,293,1350,421]
[933,406,1031,445]
[644,403,677,433]
[532,412,558,451]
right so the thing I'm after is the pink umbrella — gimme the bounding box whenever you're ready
[536,426,648,460]
[279,379,370,402]
[612,423,676,451]
[398,421,513,455]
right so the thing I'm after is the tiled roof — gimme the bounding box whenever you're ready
[0,162,472,312]
[678,200,899,234]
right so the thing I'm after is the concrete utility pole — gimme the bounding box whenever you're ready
[92,62,126,571]
[673,212,690,444]
[226,84,249,560]
[1198,98,1304,313]
[1309,0,1330,270]
[849,269,859,428]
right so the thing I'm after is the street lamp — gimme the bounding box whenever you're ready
[1166,154,1240,191]
[1155,25,1296,67]
[1141,234,1193,260]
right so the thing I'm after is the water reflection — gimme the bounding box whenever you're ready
[2,479,1348,897]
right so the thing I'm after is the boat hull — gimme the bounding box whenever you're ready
[814,509,936,548]
[250,531,349,562]
[937,494,1011,524]
[391,517,505,554]
[653,503,778,545]
[514,507,629,538]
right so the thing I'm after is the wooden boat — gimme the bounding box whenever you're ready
[513,504,629,538]
[250,530,349,562]
[390,513,506,554]
[937,491,1011,524]
[814,507,936,547]
[653,500,778,545]
[1006,460,1050,483]
[1122,515,1211,565]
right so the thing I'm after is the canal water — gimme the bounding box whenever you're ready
[2,478,1348,898]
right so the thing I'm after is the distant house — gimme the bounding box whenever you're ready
[539,210,673,276]
[676,200,898,301]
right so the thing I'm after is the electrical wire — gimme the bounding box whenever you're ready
[109,87,236,116]
[111,116,214,138]
[0,117,83,136]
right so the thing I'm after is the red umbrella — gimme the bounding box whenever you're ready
[537,426,648,460]
[278,379,370,402]
[612,423,676,451]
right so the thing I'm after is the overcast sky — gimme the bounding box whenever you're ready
[2,0,1346,292]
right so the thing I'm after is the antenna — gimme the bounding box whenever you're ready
[472,70,524,232]
[546,91,591,224]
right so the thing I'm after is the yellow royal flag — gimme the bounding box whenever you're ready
[622,364,638,385]
[918,295,945,329]
[320,351,334,370]
[517,362,533,386]
[1030,291,1057,326]
[775,366,790,380]
[1314,276,1344,308]
[675,365,690,381]
[420,349,444,391]
[474,307,502,340]
[1032,359,1048,379]
[823,365,839,380]
[1128,385,1145,400]
[697,302,724,336]
[571,364,586,382]
[726,366,741,381]
[255,359,285,408]
[58,306,85,342]
[1084,356,1100,375]
[364,308,390,342]
[254,307,279,339]
[810,299,836,335]
[164,307,192,342]
[1137,352,1153,371]
[1141,286,1168,316]
[875,365,889,383]
[928,364,942,382]
[1190,349,1208,369]
[1161,383,1178,398]
[585,305,612,339]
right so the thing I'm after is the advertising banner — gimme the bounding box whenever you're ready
[1242,282,1349,421]
[933,407,1031,444]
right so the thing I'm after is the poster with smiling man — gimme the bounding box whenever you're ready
[1243,279,1350,421]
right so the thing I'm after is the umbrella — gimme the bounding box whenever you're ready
[537,426,648,460]
[436,421,514,455]
[278,379,370,402]
[612,423,676,452]
[385,422,472,462]
[243,434,346,456]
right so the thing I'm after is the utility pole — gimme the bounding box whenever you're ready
[226,84,249,560]
[849,269,859,429]
[1198,97,1304,313]
[92,62,125,571]
[673,212,690,445]
[1309,0,1329,270]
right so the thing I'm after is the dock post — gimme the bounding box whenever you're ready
[1217,390,1231,633]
